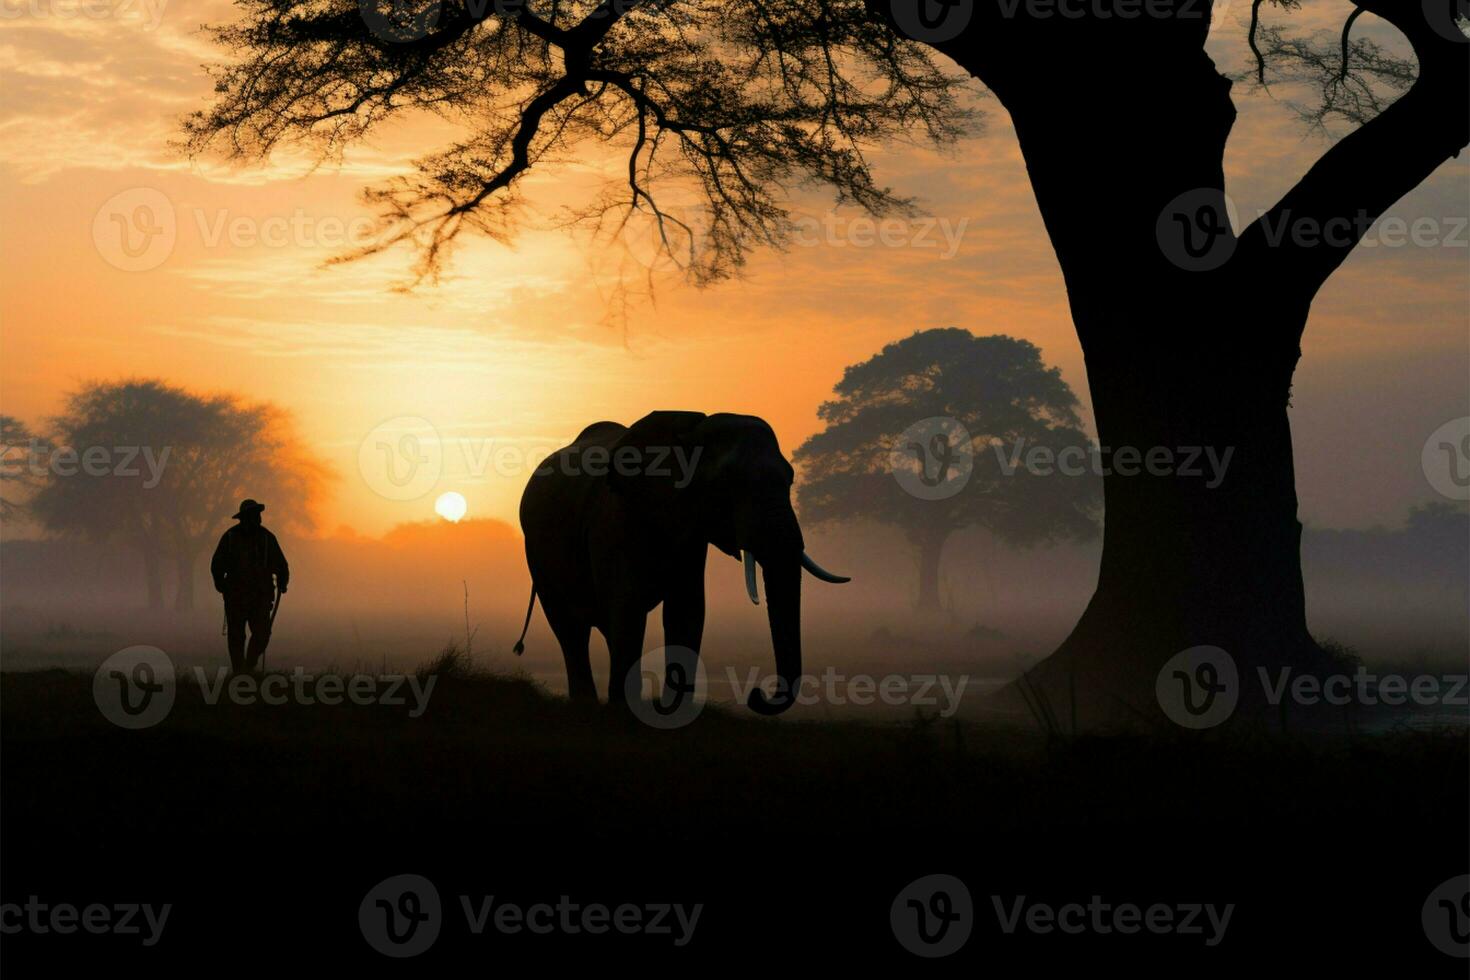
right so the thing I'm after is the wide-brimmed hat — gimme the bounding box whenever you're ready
[232,499,265,520]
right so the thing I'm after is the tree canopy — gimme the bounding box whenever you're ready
[32,380,329,609]
[185,0,975,285]
[794,329,1099,609]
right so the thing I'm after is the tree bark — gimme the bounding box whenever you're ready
[983,26,1290,721]
[909,8,1467,723]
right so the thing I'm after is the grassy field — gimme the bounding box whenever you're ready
[2,653,1466,971]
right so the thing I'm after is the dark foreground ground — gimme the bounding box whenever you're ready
[2,660,1466,973]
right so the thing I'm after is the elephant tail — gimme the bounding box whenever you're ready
[512,586,537,655]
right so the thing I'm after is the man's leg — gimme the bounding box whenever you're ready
[243,598,273,673]
[225,597,247,674]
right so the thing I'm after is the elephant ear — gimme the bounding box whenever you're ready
[607,411,709,511]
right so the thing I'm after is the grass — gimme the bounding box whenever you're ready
[2,651,1467,969]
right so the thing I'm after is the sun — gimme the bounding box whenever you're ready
[434,491,468,523]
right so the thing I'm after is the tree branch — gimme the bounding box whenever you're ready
[1237,2,1468,298]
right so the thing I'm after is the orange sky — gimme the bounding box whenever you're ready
[1,2,1465,536]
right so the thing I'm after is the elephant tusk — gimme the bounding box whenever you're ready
[742,551,760,605]
[801,552,851,584]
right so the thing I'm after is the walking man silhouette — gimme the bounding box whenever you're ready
[210,499,289,674]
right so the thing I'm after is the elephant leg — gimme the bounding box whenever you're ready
[662,561,706,697]
[542,601,596,703]
[603,608,647,707]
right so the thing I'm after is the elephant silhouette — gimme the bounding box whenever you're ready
[512,411,850,716]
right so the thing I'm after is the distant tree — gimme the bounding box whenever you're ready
[31,380,329,610]
[794,329,1099,613]
[0,415,47,522]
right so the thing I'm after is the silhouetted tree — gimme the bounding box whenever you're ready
[1,415,47,522]
[796,330,1098,612]
[185,1,1467,715]
[31,380,327,611]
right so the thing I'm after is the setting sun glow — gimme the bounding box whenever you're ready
[434,492,468,523]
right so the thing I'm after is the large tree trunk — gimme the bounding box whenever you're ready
[938,15,1318,723]
[870,5,1465,724]
[1026,338,1324,721]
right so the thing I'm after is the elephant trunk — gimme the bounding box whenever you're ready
[747,556,802,716]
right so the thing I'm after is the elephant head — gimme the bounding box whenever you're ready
[609,411,850,715]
